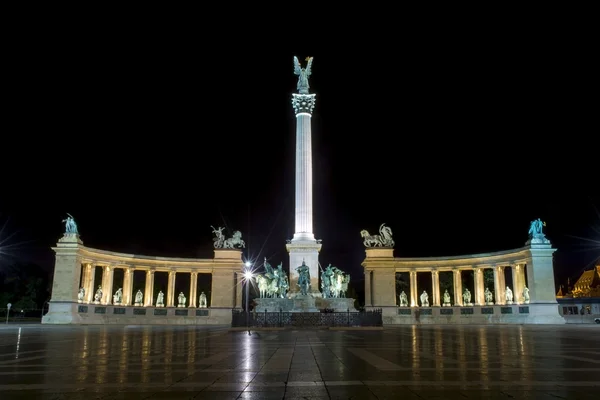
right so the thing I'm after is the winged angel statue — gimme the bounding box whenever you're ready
[293,56,313,94]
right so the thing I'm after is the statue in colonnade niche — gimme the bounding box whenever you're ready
[177,292,186,307]
[93,286,102,304]
[77,287,85,303]
[420,290,429,307]
[156,291,165,307]
[505,286,513,304]
[399,291,408,306]
[443,290,452,306]
[484,287,494,305]
[523,286,530,304]
[113,288,123,305]
[463,288,473,306]
[199,292,207,308]
[134,290,143,306]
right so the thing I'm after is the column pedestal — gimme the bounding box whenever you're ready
[286,239,322,298]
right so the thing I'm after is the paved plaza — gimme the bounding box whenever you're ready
[0,324,598,399]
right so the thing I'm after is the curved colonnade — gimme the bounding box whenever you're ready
[42,233,244,325]
[362,239,564,324]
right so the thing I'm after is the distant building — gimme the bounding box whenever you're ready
[557,262,600,317]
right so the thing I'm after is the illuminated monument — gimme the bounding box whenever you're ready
[286,56,322,297]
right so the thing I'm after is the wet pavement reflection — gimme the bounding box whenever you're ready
[0,324,598,399]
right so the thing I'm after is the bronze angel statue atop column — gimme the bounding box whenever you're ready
[294,56,313,94]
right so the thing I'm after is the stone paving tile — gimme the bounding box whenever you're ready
[0,324,599,399]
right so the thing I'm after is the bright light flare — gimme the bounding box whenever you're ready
[243,270,254,280]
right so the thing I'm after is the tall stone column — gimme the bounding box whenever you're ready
[103,266,114,305]
[167,271,176,307]
[42,232,84,324]
[431,270,440,307]
[494,266,506,304]
[190,272,198,308]
[474,268,485,305]
[410,271,418,307]
[286,58,321,298]
[144,270,154,306]
[453,269,463,306]
[123,268,133,306]
[513,264,526,304]
[235,272,243,309]
[364,270,372,307]
[85,263,95,303]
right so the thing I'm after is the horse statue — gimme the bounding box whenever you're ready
[223,230,246,249]
[257,275,269,298]
[360,223,395,247]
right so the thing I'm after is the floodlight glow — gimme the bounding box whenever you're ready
[245,261,252,267]
[243,270,254,280]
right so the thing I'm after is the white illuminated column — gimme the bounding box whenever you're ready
[286,89,322,297]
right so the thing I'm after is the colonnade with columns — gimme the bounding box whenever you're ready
[363,244,558,312]
[79,264,218,308]
[393,263,527,307]
[42,233,246,324]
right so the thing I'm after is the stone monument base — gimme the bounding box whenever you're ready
[254,296,357,313]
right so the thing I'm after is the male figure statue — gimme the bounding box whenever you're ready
[199,292,207,308]
[134,290,143,306]
[399,291,408,306]
[505,286,513,304]
[443,290,452,306]
[420,290,429,307]
[156,291,165,307]
[523,286,530,304]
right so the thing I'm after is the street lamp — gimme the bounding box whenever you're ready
[243,262,253,329]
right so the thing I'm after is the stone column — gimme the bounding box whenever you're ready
[235,272,243,309]
[190,272,198,308]
[104,266,114,305]
[144,270,154,306]
[364,270,372,307]
[453,269,463,306]
[513,264,525,304]
[431,270,440,306]
[409,270,418,307]
[493,266,505,305]
[474,267,485,305]
[167,271,176,307]
[123,268,133,306]
[85,263,95,303]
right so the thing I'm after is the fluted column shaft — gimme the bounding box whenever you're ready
[190,272,198,308]
[410,271,418,307]
[453,270,463,306]
[86,264,95,303]
[494,266,506,305]
[513,264,526,304]
[167,271,176,307]
[144,270,154,306]
[474,268,485,305]
[293,113,314,240]
[431,271,440,306]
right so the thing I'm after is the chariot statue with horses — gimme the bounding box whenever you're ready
[360,223,395,247]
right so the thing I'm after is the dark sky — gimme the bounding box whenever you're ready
[1,31,598,293]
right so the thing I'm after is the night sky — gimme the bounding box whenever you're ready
[1,41,598,296]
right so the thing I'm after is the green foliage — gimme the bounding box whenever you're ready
[0,263,50,309]
[439,272,453,298]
